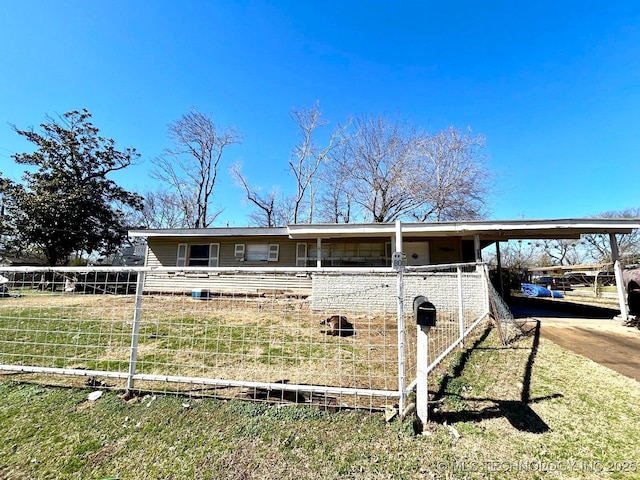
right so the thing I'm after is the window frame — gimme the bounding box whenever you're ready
[244,243,279,262]
[176,243,220,267]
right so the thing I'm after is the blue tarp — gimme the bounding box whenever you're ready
[521,283,564,298]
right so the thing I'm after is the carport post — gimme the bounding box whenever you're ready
[609,233,629,321]
[495,241,505,298]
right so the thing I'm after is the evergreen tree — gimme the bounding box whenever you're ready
[0,109,143,265]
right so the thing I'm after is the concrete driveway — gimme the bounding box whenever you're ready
[509,299,640,382]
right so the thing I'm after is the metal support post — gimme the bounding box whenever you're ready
[610,233,629,321]
[127,270,146,391]
[416,325,429,425]
[457,266,465,349]
[394,220,406,414]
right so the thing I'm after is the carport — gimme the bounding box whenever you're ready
[463,218,640,321]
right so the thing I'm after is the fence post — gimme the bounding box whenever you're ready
[457,266,465,349]
[482,263,491,314]
[394,220,406,414]
[126,270,145,391]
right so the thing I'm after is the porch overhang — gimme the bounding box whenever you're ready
[285,218,640,241]
[129,218,640,242]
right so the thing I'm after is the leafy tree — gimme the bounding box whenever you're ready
[0,109,143,265]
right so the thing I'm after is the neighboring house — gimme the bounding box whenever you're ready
[0,253,48,267]
[110,242,147,266]
[128,218,640,317]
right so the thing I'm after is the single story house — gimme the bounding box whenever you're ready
[0,253,48,267]
[129,218,640,317]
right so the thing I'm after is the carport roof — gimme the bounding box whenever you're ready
[129,218,640,241]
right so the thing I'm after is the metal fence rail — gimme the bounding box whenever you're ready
[0,264,490,412]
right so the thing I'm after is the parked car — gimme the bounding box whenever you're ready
[533,276,572,290]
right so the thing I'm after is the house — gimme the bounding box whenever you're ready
[0,252,48,267]
[129,218,640,269]
[128,218,640,317]
[109,242,147,266]
[128,225,474,270]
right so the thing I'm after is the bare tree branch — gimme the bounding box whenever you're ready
[288,101,343,223]
[229,162,286,227]
[582,208,640,263]
[324,119,491,223]
[151,108,241,228]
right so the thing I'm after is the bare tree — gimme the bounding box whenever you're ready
[410,127,490,221]
[329,115,418,222]
[229,162,288,227]
[230,102,342,226]
[316,158,353,223]
[288,102,343,223]
[134,190,186,229]
[230,108,489,226]
[325,117,490,223]
[531,239,584,266]
[581,208,640,263]
[151,109,241,228]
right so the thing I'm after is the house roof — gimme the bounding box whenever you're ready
[128,227,289,238]
[128,218,640,242]
[0,254,48,266]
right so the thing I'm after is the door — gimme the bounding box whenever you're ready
[404,241,430,266]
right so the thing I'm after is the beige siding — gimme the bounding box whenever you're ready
[143,271,312,296]
[146,239,176,267]
[147,236,296,268]
[142,235,466,295]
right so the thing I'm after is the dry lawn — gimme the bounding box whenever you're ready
[0,291,483,408]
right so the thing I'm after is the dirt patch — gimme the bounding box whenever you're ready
[538,318,640,382]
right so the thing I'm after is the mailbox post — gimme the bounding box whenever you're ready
[414,296,436,426]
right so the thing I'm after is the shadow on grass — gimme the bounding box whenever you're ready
[429,320,562,434]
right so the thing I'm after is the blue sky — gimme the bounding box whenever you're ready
[1,0,639,226]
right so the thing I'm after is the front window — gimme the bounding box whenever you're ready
[237,243,279,262]
[188,245,210,266]
[176,243,219,267]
